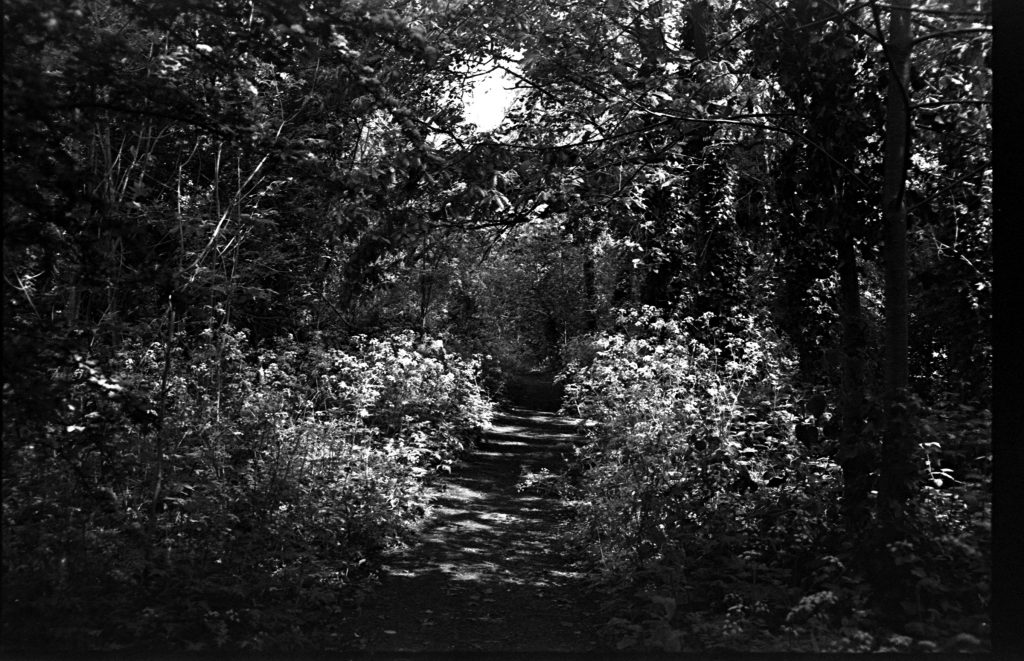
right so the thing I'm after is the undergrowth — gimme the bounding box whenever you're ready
[2,327,492,652]
[558,306,990,653]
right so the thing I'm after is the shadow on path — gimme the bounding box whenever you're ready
[352,407,598,653]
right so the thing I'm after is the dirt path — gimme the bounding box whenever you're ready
[352,407,600,654]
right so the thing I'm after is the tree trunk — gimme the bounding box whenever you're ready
[877,0,917,521]
[836,230,872,528]
[881,0,911,401]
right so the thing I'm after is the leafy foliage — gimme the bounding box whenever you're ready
[559,307,989,652]
[2,0,990,654]
[2,329,491,651]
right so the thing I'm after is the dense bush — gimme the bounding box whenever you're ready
[2,327,492,651]
[561,307,797,571]
[559,307,989,653]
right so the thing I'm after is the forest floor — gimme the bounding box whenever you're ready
[351,401,602,654]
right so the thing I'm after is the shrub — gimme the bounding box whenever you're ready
[558,306,989,652]
[560,307,799,575]
[2,325,492,651]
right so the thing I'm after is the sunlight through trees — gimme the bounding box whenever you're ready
[3,0,990,653]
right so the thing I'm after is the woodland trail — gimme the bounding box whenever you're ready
[351,403,601,654]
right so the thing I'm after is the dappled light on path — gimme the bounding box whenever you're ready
[353,408,597,652]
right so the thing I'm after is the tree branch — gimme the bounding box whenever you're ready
[913,99,991,109]
[872,3,990,18]
[913,26,991,46]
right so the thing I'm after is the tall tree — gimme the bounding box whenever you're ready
[878,0,912,401]
[875,0,915,523]
[872,0,991,522]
